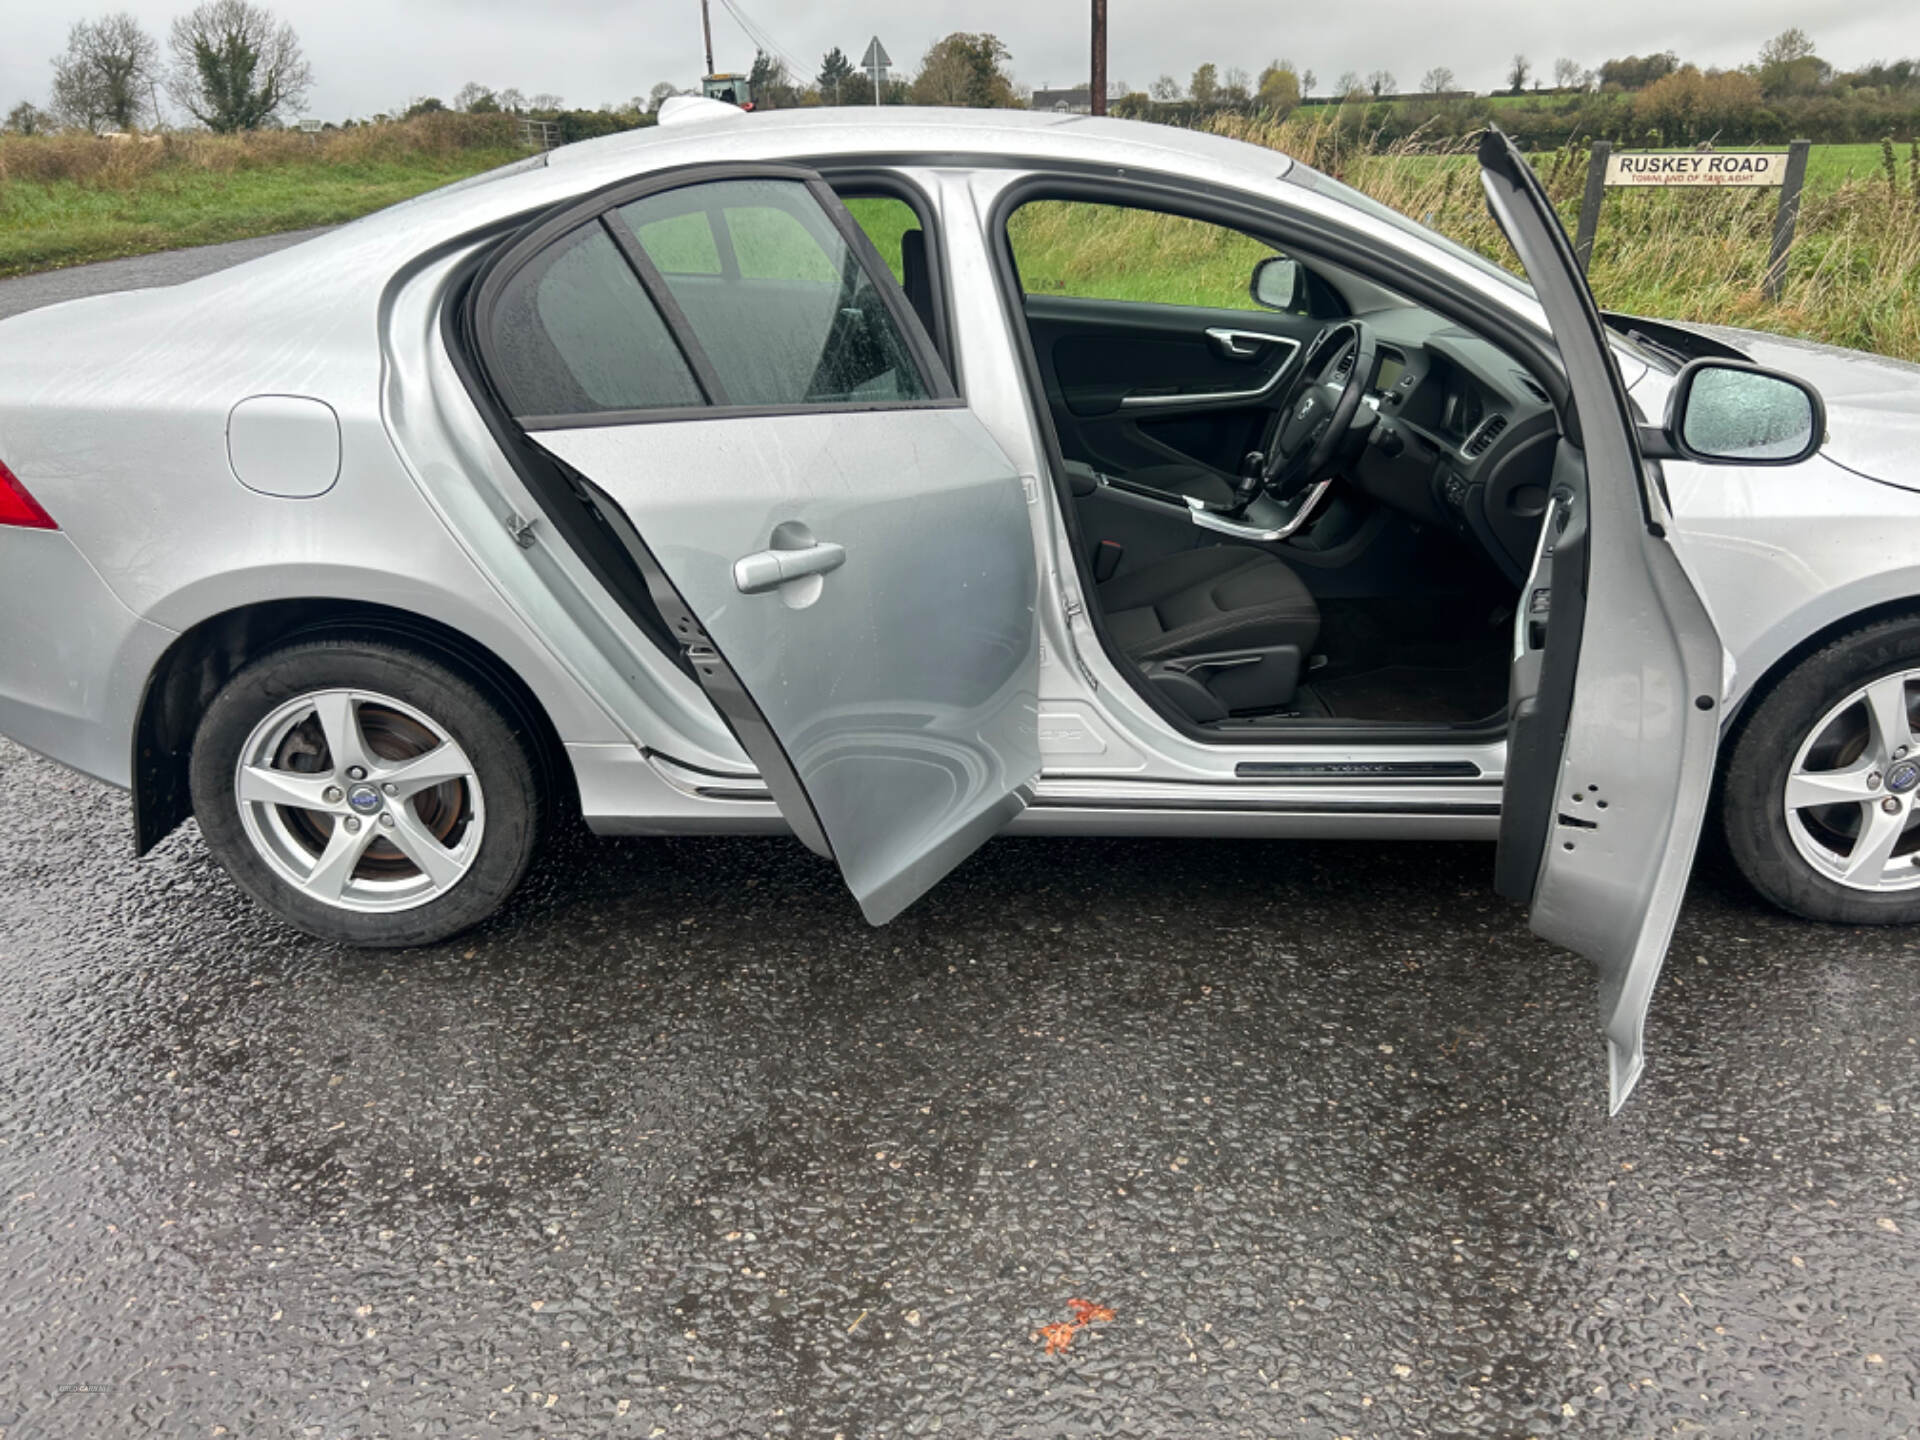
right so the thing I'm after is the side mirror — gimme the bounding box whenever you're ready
[1649,359,1825,466]
[1250,255,1302,312]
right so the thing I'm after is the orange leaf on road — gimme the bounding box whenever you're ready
[1038,1322,1078,1355]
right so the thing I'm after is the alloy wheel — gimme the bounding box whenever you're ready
[233,688,485,913]
[1783,668,1920,892]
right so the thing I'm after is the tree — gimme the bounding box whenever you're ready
[1844,59,1917,92]
[1506,54,1531,95]
[6,100,52,134]
[748,50,799,108]
[816,46,854,103]
[1552,56,1584,90]
[49,13,160,133]
[528,92,564,112]
[1367,70,1395,98]
[646,81,678,113]
[1335,70,1363,100]
[1637,64,1764,144]
[495,87,525,113]
[1420,66,1454,95]
[1148,73,1180,101]
[403,95,444,118]
[1220,66,1251,104]
[1256,61,1300,115]
[166,0,311,131]
[1188,62,1218,107]
[1300,68,1316,98]
[1757,28,1829,97]
[1598,51,1678,91]
[911,33,1015,108]
[453,81,497,113]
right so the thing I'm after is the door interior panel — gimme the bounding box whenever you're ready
[1024,295,1322,486]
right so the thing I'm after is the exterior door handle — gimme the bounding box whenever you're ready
[733,540,847,594]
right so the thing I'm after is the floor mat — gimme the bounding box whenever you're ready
[1306,663,1508,724]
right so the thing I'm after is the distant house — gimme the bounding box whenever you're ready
[1032,85,1093,114]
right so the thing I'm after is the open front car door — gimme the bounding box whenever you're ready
[1479,130,1728,1112]
[465,164,1040,924]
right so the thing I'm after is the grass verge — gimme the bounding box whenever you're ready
[0,114,525,278]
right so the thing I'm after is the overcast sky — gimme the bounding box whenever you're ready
[4,0,1914,121]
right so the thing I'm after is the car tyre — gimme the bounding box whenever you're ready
[1723,614,1920,925]
[189,636,543,947]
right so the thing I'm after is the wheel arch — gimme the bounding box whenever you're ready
[1722,592,1920,750]
[133,597,575,855]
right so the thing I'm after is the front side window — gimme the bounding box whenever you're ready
[483,174,936,423]
[616,179,929,408]
[1007,199,1321,316]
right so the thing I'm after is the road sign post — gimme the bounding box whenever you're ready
[861,36,891,106]
[1764,140,1813,301]
[1572,139,1811,298]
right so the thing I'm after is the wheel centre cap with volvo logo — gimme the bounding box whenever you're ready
[347,784,383,813]
[1886,760,1920,794]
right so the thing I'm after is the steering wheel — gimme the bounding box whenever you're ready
[1259,320,1378,502]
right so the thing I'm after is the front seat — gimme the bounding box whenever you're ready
[1096,545,1320,722]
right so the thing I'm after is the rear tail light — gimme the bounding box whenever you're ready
[0,459,57,530]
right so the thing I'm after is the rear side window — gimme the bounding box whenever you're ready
[481,172,942,425]
[615,179,928,408]
[486,223,702,417]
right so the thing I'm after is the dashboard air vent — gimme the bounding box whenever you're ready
[1464,413,1509,458]
[1332,346,1355,380]
[1512,371,1550,404]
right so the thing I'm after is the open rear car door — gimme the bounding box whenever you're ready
[1479,130,1727,1112]
[465,164,1040,924]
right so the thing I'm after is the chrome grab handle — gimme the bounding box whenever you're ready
[1206,327,1280,359]
[734,540,847,595]
[1119,334,1300,409]
[1185,479,1333,543]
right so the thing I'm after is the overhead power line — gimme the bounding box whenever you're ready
[713,0,807,81]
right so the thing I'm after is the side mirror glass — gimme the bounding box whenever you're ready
[1250,255,1302,312]
[1669,360,1823,465]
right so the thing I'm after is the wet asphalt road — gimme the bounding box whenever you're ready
[0,229,329,321]
[2,734,1918,1439]
[2,242,1919,1438]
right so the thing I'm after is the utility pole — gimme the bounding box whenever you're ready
[700,0,715,76]
[1089,0,1107,116]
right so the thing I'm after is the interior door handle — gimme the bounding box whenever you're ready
[1206,327,1278,359]
[734,540,847,594]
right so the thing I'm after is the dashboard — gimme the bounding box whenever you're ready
[1347,315,1561,580]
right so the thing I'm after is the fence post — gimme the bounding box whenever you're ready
[1573,141,1611,274]
[1764,138,1811,301]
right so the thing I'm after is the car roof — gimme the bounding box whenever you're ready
[325,106,1301,260]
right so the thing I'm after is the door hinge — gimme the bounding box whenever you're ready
[503,510,540,549]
